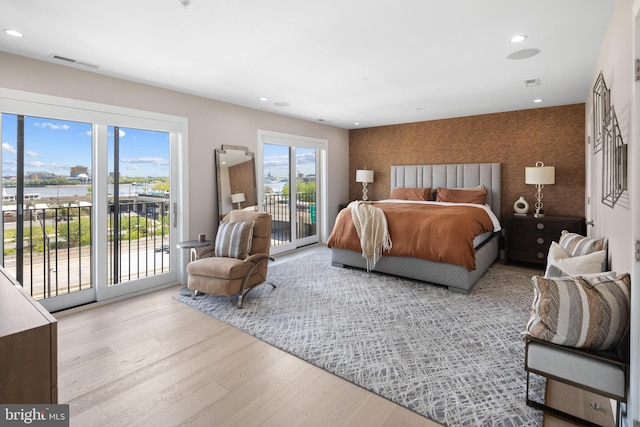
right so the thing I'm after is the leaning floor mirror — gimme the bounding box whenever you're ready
[215,145,258,219]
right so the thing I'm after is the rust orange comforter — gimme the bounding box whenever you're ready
[327,202,495,271]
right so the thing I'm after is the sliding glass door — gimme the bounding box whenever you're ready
[259,131,326,255]
[105,126,172,287]
[1,113,94,309]
[1,92,184,312]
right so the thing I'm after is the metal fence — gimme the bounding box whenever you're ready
[263,192,316,245]
[1,200,170,300]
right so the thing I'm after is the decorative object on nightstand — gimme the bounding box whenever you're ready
[356,169,374,201]
[513,196,529,215]
[525,161,555,218]
[231,192,245,210]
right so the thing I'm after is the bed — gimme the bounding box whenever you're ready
[329,163,501,294]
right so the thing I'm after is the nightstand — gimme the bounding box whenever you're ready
[505,215,586,265]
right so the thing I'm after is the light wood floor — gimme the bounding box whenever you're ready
[54,246,614,426]
[56,284,437,426]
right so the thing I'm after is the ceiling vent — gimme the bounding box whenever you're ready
[524,78,541,87]
[52,55,98,68]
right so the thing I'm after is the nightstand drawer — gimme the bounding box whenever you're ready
[509,231,554,261]
[505,215,585,265]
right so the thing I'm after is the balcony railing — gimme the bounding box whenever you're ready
[1,191,316,299]
[263,192,316,245]
[108,200,171,285]
[1,200,170,300]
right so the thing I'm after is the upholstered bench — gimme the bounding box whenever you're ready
[521,231,631,426]
[524,335,629,426]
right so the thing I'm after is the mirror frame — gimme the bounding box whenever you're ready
[215,145,257,218]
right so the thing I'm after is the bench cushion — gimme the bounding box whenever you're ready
[527,340,626,400]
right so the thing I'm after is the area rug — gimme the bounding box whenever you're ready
[174,248,544,426]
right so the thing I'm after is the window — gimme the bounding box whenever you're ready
[0,89,187,311]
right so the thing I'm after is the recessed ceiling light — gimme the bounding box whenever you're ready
[510,35,527,43]
[4,29,23,37]
[507,48,540,60]
[260,97,268,102]
[533,98,543,103]
[354,122,360,126]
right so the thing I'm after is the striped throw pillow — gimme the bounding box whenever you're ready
[559,231,608,257]
[523,273,630,350]
[214,221,254,259]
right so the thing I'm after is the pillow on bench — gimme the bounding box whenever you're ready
[558,230,608,256]
[544,242,606,277]
[523,273,630,350]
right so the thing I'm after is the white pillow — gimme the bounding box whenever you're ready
[544,241,606,277]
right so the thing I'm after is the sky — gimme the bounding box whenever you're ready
[262,144,316,179]
[2,113,316,182]
[1,113,170,179]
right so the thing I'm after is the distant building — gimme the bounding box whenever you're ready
[70,165,89,178]
[27,171,56,181]
[299,174,316,184]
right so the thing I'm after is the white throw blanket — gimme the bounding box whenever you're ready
[349,201,392,271]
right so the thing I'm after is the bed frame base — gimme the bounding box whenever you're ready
[330,233,499,294]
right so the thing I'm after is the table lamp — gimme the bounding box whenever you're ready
[525,161,555,218]
[231,192,245,210]
[356,169,374,201]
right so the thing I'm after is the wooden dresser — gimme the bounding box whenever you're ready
[0,267,57,403]
[505,215,586,265]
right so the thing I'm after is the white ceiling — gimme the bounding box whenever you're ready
[0,0,615,129]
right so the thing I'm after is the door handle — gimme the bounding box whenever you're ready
[173,202,177,228]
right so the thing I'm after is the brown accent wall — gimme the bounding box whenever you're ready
[349,104,585,221]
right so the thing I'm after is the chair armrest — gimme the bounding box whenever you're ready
[243,253,272,265]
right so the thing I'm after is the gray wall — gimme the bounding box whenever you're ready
[0,51,350,246]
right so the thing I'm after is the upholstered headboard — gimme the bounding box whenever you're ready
[390,163,501,217]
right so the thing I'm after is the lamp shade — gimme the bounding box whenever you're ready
[355,169,374,183]
[525,164,555,185]
[231,192,246,204]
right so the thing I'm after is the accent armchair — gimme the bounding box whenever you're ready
[187,210,274,308]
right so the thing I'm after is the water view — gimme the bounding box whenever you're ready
[3,183,160,200]
[1,112,173,305]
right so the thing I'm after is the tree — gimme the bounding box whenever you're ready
[282,181,316,202]
[153,180,170,192]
